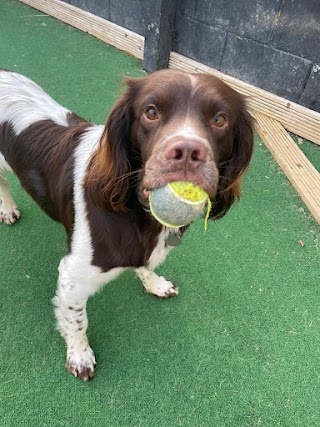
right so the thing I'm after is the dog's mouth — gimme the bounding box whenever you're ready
[140,135,220,201]
[139,135,220,204]
[141,168,219,201]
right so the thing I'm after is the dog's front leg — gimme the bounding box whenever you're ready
[135,267,178,299]
[53,256,96,381]
[0,174,20,224]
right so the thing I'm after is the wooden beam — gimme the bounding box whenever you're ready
[252,111,320,224]
[169,52,320,146]
[19,0,145,60]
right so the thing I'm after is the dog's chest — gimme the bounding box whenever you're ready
[147,228,173,270]
[86,207,173,271]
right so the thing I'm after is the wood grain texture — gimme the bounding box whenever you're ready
[252,111,320,224]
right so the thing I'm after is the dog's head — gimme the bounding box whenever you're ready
[85,69,254,219]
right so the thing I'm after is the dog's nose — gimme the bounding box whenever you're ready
[164,140,207,169]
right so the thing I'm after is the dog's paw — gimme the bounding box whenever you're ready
[66,346,96,381]
[136,268,179,299]
[149,276,179,299]
[0,205,20,224]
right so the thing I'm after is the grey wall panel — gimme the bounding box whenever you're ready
[174,15,226,70]
[110,0,146,36]
[271,0,320,63]
[63,0,110,20]
[60,0,320,112]
[221,34,312,103]
[194,0,281,44]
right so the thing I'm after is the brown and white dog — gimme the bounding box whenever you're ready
[0,69,253,380]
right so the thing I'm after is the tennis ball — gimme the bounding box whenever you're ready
[149,181,211,229]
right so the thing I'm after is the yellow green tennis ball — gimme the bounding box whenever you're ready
[149,181,211,229]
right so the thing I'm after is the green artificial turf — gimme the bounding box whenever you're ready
[1,1,320,426]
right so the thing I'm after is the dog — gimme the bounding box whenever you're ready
[0,68,254,380]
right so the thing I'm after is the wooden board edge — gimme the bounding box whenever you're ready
[252,111,320,224]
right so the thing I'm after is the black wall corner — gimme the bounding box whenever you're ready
[143,0,177,73]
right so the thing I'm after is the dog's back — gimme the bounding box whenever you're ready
[0,70,70,134]
[0,70,90,226]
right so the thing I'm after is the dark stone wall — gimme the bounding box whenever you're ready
[63,0,320,112]
[63,0,147,35]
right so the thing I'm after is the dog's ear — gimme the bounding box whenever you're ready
[210,99,254,219]
[85,79,142,212]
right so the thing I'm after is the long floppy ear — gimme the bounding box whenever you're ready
[84,80,140,212]
[210,100,254,219]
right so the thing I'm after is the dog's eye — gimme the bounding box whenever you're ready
[145,106,159,121]
[212,114,226,128]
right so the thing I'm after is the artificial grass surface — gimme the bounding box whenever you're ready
[1,1,320,426]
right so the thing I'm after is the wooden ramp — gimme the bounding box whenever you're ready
[252,112,320,224]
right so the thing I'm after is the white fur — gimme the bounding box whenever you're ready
[53,128,175,378]
[147,227,173,271]
[53,126,126,379]
[0,70,69,135]
[0,153,12,173]
[0,70,69,223]
[0,72,178,379]
[188,73,198,88]
[136,267,178,298]
[0,174,20,224]
[159,123,211,149]
[135,227,177,298]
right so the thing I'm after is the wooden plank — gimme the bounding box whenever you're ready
[169,52,320,146]
[19,0,145,60]
[252,111,320,224]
